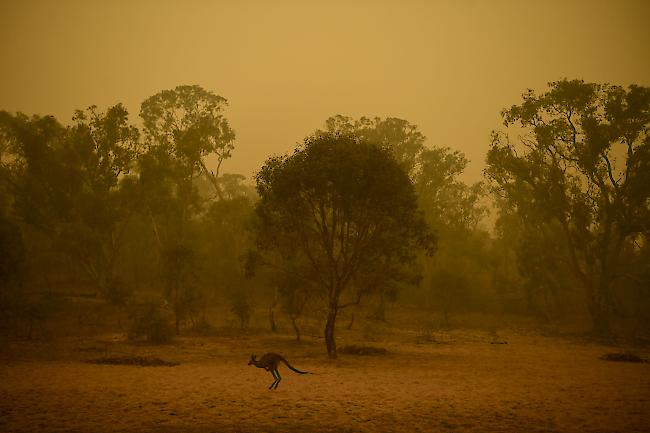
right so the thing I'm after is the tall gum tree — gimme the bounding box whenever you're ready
[139,85,236,251]
[139,85,236,333]
[253,133,435,358]
[486,79,650,336]
[140,84,235,202]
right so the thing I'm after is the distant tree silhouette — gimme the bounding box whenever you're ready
[0,105,141,301]
[139,85,236,332]
[322,115,426,176]
[140,84,235,201]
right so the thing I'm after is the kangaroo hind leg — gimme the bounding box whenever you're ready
[272,369,282,390]
[268,369,279,390]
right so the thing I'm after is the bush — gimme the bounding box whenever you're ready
[87,355,179,367]
[103,278,133,306]
[129,301,174,343]
[600,352,647,363]
[0,288,62,339]
[339,345,388,356]
[228,288,251,329]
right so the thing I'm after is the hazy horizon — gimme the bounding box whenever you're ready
[1,0,649,183]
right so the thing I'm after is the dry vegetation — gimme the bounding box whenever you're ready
[1,307,649,433]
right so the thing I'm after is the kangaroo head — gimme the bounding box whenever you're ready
[248,354,256,366]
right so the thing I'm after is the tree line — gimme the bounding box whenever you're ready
[1,80,648,356]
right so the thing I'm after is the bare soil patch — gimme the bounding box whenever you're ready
[1,329,649,433]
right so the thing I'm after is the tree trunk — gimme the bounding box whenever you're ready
[174,286,181,335]
[372,295,386,322]
[324,303,338,359]
[591,307,611,337]
[269,308,277,332]
[269,287,278,332]
[594,289,612,337]
[586,280,612,337]
[346,313,355,330]
[27,319,34,340]
[525,284,535,315]
[291,316,301,342]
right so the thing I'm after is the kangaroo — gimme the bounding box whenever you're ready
[248,353,308,389]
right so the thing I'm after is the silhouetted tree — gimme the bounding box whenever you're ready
[0,106,141,300]
[415,147,486,231]
[139,85,236,331]
[486,79,650,336]
[253,132,435,358]
[270,262,321,341]
[201,193,255,328]
[0,213,27,334]
[140,84,235,200]
[496,207,574,320]
[408,144,488,324]
[161,244,202,334]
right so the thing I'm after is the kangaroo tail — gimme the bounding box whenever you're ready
[279,356,308,374]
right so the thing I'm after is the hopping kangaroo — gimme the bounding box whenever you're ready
[248,353,308,389]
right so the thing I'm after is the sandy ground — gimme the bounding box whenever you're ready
[0,330,649,433]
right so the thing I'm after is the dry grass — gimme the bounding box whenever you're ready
[0,324,649,433]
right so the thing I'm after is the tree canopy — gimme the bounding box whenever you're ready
[322,115,426,175]
[140,84,235,200]
[0,105,141,300]
[253,132,435,357]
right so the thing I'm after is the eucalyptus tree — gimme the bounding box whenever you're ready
[0,105,141,302]
[139,85,236,332]
[486,79,650,335]
[253,132,435,358]
[140,84,235,201]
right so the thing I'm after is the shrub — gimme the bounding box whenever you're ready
[129,301,174,343]
[228,288,251,329]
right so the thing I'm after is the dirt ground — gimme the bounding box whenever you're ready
[1,327,649,433]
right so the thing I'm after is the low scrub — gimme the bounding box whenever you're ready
[87,355,179,367]
[339,345,388,356]
[599,352,647,363]
[128,301,174,343]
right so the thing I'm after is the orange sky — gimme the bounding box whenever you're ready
[1,0,649,183]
